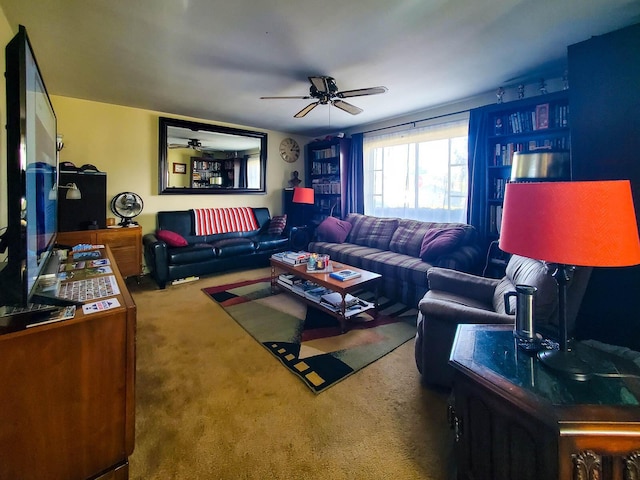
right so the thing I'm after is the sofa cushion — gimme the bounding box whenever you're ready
[345,214,398,250]
[268,215,287,235]
[156,229,188,247]
[389,220,432,257]
[211,238,256,258]
[168,244,216,265]
[315,216,352,243]
[420,227,467,261]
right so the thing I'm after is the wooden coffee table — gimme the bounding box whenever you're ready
[270,258,382,333]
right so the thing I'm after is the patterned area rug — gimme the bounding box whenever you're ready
[203,278,417,393]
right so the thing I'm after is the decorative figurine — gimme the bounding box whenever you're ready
[288,170,302,188]
[539,78,547,95]
[518,84,525,99]
[562,70,569,90]
[496,87,505,104]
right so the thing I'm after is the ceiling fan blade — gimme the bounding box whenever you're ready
[294,102,319,118]
[332,100,363,115]
[260,95,311,99]
[338,86,388,98]
[309,76,331,93]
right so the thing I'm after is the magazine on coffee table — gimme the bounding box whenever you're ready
[329,269,361,281]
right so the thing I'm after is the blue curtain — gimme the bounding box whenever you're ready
[467,106,489,244]
[345,133,364,215]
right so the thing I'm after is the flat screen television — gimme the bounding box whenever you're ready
[0,25,61,308]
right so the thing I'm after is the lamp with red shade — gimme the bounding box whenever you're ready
[292,187,315,205]
[289,187,315,250]
[499,180,640,380]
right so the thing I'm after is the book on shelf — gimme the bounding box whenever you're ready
[305,286,332,303]
[329,269,361,282]
[319,292,359,308]
[278,273,302,286]
[292,280,319,294]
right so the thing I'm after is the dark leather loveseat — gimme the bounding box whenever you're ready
[143,207,289,288]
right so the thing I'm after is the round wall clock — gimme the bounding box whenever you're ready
[279,137,300,163]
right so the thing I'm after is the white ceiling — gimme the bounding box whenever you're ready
[1,0,639,137]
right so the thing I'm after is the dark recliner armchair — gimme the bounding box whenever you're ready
[414,254,592,388]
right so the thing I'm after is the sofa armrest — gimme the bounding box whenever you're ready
[427,267,500,303]
[434,243,483,274]
[143,233,169,289]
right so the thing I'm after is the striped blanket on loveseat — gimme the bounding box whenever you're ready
[308,213,482,307]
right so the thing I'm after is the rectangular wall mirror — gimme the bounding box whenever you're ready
[158,117,267,194]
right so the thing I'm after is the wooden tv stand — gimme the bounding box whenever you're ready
[0,246,136,480]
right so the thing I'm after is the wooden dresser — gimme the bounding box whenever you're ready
[57,225,142,278]
[0,246,136,480]
[449,324,640,480]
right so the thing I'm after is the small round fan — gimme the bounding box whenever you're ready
[110,192,144,226]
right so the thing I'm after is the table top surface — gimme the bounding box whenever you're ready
[450,324,640,408]
[270,258,381,294]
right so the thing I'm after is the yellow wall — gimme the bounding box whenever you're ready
[50,96,309,238]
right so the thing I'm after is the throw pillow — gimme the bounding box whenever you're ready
[156,229,188,247]
[315,216,353,243]
[420,227,466,261]
[268,214,287,235]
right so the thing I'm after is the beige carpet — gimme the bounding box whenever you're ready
[127,267,453,480]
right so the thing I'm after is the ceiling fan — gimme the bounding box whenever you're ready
[261,76,388,118]
[168,138,204,151]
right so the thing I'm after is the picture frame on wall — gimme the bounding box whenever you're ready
[173,163,186,174]
[535,103,549,130]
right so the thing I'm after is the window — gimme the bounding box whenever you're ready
[363,115,469,223]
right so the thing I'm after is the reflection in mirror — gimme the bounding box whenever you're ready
[159,117,267,194]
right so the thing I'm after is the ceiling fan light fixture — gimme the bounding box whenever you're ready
[262,76,387,118]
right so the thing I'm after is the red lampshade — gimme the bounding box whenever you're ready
[499,180,640,267]
[292,187,315,205]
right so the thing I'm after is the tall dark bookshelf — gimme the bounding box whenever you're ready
[484,90,571,241]
[471,90,571,278]
[305,137,351,224]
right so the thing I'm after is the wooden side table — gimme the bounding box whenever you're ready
[449,324,640,480]
[57,226,142,278]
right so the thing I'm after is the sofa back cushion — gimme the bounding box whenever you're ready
[388,219,431,257]
[388,220,476,258]
[157,210,193,238]
[345,213,398,250]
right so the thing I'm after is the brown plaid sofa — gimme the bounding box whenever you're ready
[308,213,482,307]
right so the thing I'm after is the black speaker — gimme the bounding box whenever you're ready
[58,171,107,231]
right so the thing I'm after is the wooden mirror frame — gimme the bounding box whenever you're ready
[158,117,267,195]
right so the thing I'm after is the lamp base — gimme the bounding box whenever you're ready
[537,349,593,381]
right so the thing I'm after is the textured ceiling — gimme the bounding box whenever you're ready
[1,0,639,137]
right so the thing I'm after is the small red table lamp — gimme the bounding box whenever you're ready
[499,180,640,380]
[292,187,315,205]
